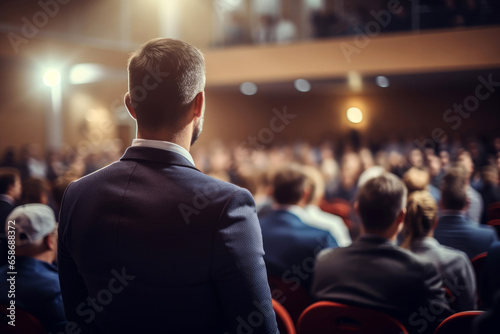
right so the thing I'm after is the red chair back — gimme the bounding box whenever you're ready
[297,301,408,334]
[268,276,312,324]
[319,198,352,228]
[434,311,483,334]
[0,304,46,334]
[487,202,500,221]
[487,219,500,238]
[272,299,296,334]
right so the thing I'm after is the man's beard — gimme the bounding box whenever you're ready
[191,115,204,146]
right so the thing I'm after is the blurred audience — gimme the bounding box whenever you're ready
[0,204,66,333]
[21,177,50,205]
[400,190,476,311]
[0,168,22,267]
[434,163,498,259]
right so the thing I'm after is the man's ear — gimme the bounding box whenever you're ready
[192,91,205,118]
[395,208,406,233]
[44,233,56,251]
[354,201,359,216]
[124,92,137,120]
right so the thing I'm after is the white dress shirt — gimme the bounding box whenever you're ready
[131,139,195,166]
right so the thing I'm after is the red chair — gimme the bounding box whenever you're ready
[297,301,408,334]
[434,311,483,334]
[268,276,312,324]
[272,299,296,334]
[487,219,500,238]
[0,304,46,334]
[487,202,500,221]
[471,252,487,308]
[319,198,352,229]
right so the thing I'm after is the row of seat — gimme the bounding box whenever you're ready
[274,298,483,334]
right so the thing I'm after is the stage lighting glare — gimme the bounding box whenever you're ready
[240,82,258,95]
[347,107,363,124]
[70,63,104,85]
[43,69,61,87]
[294,79,311,92]
[376,76,390,88]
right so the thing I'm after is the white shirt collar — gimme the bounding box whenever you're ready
[131,139,195,166]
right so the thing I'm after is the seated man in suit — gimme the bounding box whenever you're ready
[0,167,22,266]
[312,173,451,334]
[58,38,277,334]
[434,163,498,259]
[0,204,67,333]
[259,164,338,291]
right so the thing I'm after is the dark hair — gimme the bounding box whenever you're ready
[21,177,49,205]
[440,163,467,210]
[127,38,205,130]
[357,173,407,233]
[400,191,437,249]
[0,168,20,194]
[272,164,308,205]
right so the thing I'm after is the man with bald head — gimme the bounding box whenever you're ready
[58,38,277,334]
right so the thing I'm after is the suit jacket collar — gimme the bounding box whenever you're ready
[438,214,469,226]
[120,146,201,172]
[357,234,395,247]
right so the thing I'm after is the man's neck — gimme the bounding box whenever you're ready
[136,129,191,152]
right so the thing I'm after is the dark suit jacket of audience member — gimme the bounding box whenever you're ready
[481,241,500,309]
[312,235,452,334]
[58,146,277,334]
[259,209,338,291]
[0,199,14,267]
[434,214,498,259]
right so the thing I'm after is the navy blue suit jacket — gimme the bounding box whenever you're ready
[58,146,277,334]
[434,214,498,260]
[259,209,337,291]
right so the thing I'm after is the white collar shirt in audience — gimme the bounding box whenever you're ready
[131,139,195,167]
[280,204,352,247]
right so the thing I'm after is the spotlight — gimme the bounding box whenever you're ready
[376,76,389,88]
[294,79,311,92]
[240,82,258,96]
[346,107,363,124]
[43,69,61,87]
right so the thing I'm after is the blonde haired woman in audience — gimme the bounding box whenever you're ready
[400,190,477,311]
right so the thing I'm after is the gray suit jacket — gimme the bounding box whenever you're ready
[312,235,452,334]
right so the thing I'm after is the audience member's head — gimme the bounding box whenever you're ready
[481,165,499,187]
[302,166,325,206]
[52,176,78,210]
[357,165,385,189]
[7,204,58,263]
[272,164,309,206]
[21,177,49,205]
[0,167,22,201]
[409,148,424,168]
[125,38,206,145]
[457,150,474,180]
[356,173,407,238]
[440,163,468,211]
[400,191,438,249]
[403,167,430,194]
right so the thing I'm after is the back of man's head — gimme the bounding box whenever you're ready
[272,164,308,206]
[127,38,205,131]
[0,167,20,195]
[357,173,407,233]
[441,163,468,211]
[403,167,430,194]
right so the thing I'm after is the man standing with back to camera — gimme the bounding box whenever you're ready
[58,38,278,334]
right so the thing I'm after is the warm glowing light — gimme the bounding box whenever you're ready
[70,64,104,85]
[294,79,311,92]
[240,82,258,95]
[347,107,363,124]
[43,69,61,87]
